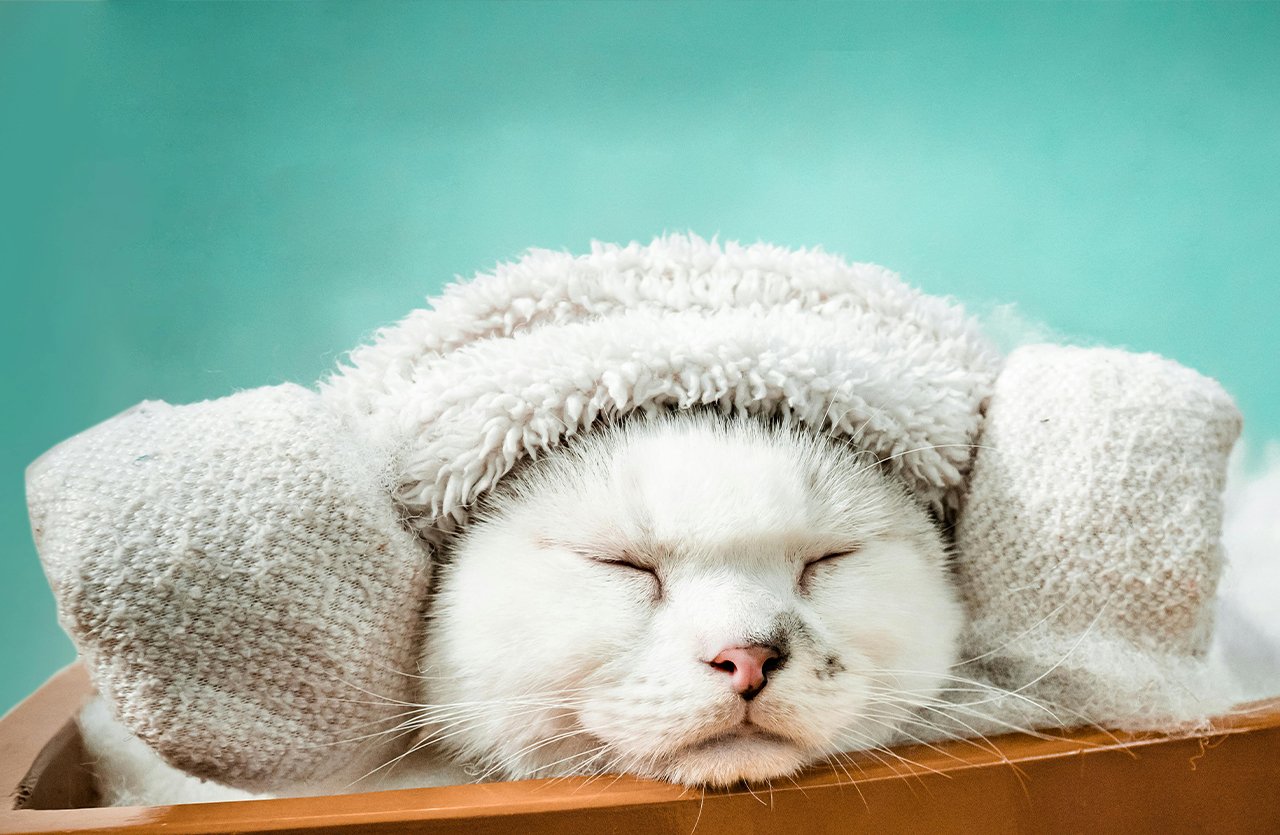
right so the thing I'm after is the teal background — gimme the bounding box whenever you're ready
[2,2,1277,715]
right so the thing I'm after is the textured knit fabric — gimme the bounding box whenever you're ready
[951,345,1241,732]
[26,386,430,791]
[25,235,1241,790]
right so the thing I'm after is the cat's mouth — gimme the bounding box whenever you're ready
[659,721,808,787]
[679,722,795,754]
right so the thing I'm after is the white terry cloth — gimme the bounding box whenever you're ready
[26,235,1242,793]
[320,237,1002,532]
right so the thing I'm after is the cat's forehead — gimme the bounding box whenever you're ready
[617,428,812,537]
[500,416,897,563]
[569,418,874,560]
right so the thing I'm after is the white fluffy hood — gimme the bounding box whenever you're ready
[321,235,1001,532]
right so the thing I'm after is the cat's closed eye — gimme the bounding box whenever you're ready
[798,547,861,591]
[583,554,663,598]
[588,555,656,574]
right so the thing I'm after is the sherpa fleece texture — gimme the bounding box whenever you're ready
[26,235,1241,793]
[320,237,1000,532]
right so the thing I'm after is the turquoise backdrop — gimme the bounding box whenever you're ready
[2,2,1276,714]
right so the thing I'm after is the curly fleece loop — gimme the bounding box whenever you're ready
[321,236,1001,532]
[26,234,1241,793]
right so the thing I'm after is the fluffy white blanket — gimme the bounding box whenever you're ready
[28,235,1257,797]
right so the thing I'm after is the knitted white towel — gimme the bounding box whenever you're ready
[25,236,1241,791]
[27,387,429,789]
[951,345,1240,736]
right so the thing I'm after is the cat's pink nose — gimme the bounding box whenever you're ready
[708,645,783,700]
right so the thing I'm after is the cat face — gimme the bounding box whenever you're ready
[418,414,963,787]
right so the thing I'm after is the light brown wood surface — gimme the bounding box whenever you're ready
[3,664,1279,834]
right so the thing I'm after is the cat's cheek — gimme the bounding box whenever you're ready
[795,540,961,754]
[484,557,642,658]
[811,540,959,668]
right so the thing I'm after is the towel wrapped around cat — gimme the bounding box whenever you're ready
[26,235,1241,794]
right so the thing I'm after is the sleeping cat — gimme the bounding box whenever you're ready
[81,411,964,803]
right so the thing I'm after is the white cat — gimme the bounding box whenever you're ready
[417,412,962,787]
[81,411,964,804]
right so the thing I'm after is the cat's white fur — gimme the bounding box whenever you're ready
[80,412,963,803]
[417,413,961,787]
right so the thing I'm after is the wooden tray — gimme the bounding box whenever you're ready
[3,664,1279,834]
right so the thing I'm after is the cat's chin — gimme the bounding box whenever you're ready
[654,730,809,788]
